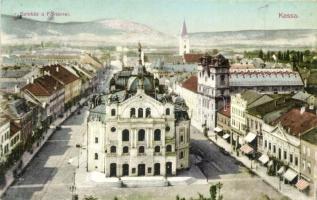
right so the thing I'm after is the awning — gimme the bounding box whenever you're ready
[245,132,257,143]
[277,166,285,174]
[283,168,298,182]
[240,144,254,154]
[296,179,310,190]
[222,133,230,139]
[258,154,269,164]
[214,127,223,133]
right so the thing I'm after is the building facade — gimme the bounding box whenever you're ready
[87,45,190,177]
[197,54,230,134]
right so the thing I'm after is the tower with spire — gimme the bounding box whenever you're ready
[179,20,190,56]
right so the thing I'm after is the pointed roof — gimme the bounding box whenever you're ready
[181,20,188,37]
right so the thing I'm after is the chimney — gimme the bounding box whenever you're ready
[31,76,34,84]
[27,79,30,84]
[300,106,305,115]
[56,66,59,72]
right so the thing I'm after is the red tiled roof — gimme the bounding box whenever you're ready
[273,108,317,136]
[43,64,79,85]
[22,82,50,96]
[181,75,197,93]
[35,75,63,93]
[184,54,203,64]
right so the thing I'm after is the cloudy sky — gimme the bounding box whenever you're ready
[2,0,317,35]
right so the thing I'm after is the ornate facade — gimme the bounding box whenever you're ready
[87,44,190,177]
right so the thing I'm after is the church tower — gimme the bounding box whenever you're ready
[179,21,190,56]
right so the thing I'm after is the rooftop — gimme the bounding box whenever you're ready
[302,128,317,145]
[181,75,197,93]
[42,64,79,85]
[272,108,317,136]
[184,54,204,64]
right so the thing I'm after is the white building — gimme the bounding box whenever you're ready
[197,54,230,134]
[87,45,190,177]
[179,21,190,56]
[0,118,11,163]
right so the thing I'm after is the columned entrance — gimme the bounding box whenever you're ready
[122,164,129,176]
[138,164,145,176]
[110,163,117,177]
[154,163,160,176]
[166,162,172,176]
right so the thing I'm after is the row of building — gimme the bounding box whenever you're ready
[175,53,317,196]
[0,61,105,167]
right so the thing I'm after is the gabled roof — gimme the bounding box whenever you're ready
[272,108,317,136]
[42,64,79,85]
[181,75,197,93]
[22,75,63,97]
[22,82,50,96]
[292,91,313,102]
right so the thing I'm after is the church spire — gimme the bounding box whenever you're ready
[181,20,188,37]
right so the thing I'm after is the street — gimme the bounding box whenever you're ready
[2,106,89,200]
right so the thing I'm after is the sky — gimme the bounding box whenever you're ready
[2,0,317,35]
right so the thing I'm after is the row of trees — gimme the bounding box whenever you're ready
[245,49,317,69]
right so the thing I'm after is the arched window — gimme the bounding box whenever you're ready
[123,146,129,153]
[110,146,116,153]
[94,153,98,160]
[154,146,160,153]
[130,108,136,117]
[138,129,145,141]
[111,109,116,116]
[122,129,129,141]
[166,108,170,115]
[166,145,172,152]
[138,108,143,118]
[154,129,161,141]
[138,146,145,154]
[146,108,151,117]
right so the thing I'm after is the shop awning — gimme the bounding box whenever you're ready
[258,154,269,164]
[222,133,230,139]
[214,127,223,133]
[283,168,298,182]
[296,179,310,190]
[245,132,257,143]
[240,144,254,154]
[277,166,285,174]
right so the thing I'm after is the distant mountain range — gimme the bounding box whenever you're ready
[1,14,316,48]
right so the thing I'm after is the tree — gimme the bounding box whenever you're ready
[258,49,264,60]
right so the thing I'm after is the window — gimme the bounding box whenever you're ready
[111,127,116,132]
[154,146,160,153]
[284,151,287,160]
[166,108,170,115]
[180,151,184,159]
[295,157,298,166]
[95,137,98,144]
[123,146,129,153]
[110,146,116,153]
[269,143,271,151]
[148,167,152,173]
[111,109,116,116]
[154,129,161,141]
[94,153,98,160]
[130,108,136,117]
[138,108,143,118]
[138,129,145,141]
[166,145,172,152]
[180,135,184,142]
[122,129,129,141]
[138,146,145,154]
[165,126,170,132]
[273,145,276,153]
[290,154,293,163]
[146,108,151,117]
[264,140,267,148]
